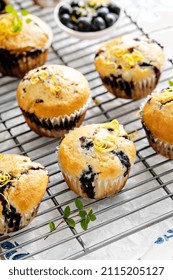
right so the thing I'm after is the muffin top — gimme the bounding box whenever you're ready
[0,154,49,215]
[58,120,136,181]
[141,87,173,145]
[94,35,164,82]
[0,13,52,51]
[17,65,90,118]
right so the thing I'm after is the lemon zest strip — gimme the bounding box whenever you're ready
[101,119,120,135]
[0,172,15,188]
[94,135,118,153]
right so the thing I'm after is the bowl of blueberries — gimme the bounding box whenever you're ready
[54,0,121,39]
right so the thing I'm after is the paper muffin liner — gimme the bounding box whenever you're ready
[0,15,52,78]
[22,98,90,138]
[143,123,173,159]
[0,204,39,235]
[101,73,159,100]
[61,171,128,199]
[0,48,49,78]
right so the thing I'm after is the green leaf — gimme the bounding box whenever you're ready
[49,222,56,232]
[5,4,14,13]
[75,198,83,210]
[86,215,90,224]
[169,80,173,86]
[79,210,87,218]
[21,9,30,16]
[88,209,93,217]
[64,206,71,218]
[67,218,76,228]
[26,18,32,24]
[12,10,18,17]
[80,219,88,231]
[90,214,96,221]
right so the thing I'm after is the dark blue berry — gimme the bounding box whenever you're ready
[108,3,120,15]
[59,13,71,25]
[59,4,71,15]
[71,0,79,7]
[104,13,118,27]
[77,17,91,32]
[96,7,109,18]
[92,17,106,31]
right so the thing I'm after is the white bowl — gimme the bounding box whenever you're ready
[54,0,121,40]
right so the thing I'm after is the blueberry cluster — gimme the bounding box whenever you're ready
[58,0,120,32]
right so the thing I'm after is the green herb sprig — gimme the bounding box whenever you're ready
[5,4,31,33]
[45,198,96,239]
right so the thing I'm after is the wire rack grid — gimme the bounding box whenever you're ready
[0,0,173,260]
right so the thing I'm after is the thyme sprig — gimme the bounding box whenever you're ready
[45,198,96,240]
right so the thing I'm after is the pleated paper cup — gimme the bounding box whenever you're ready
[101,73,159,100]
[143,123,173,159]
[61,171,128,199]
[22,99,90,138]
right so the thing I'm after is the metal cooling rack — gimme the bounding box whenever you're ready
[0,0,173,260]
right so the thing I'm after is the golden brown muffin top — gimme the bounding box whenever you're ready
[94,35,164,82]
[0,154,49,215]
[141,87,173,144]
[58,120,136,181]
[0,14,51,51]
[17,65,90,118]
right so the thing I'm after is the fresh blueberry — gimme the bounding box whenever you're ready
[71,0,79,7]
[59,13,71,25]
[108,3,121,15]
[77,17,91,32]
[59,4,72,15]
[104,13,118,27]
[92,16,106,31]
[96,7,109,18]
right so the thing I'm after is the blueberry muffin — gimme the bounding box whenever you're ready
[94,35,164,99]
[0,154,49,234]
[141,87,173,159]
[58,120,136,199]
[0,13,52,77]
[17,65,91,138]
[0,0,8,13]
